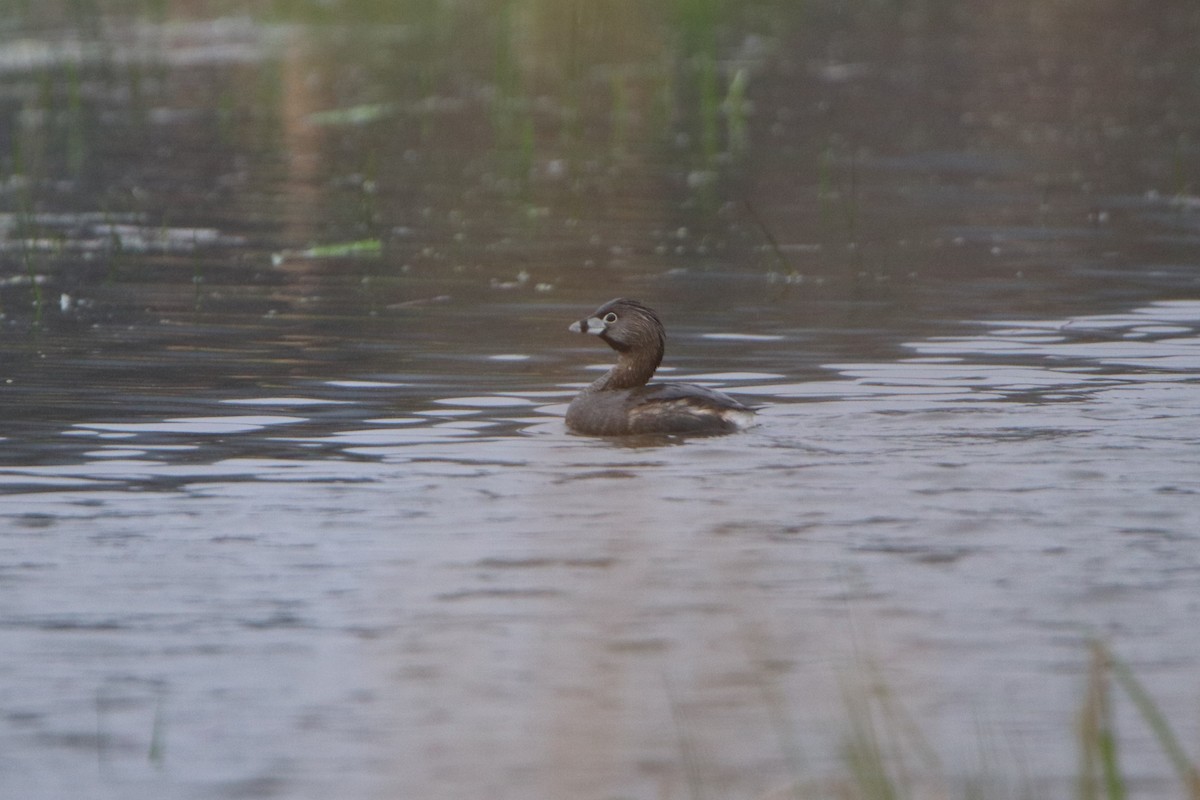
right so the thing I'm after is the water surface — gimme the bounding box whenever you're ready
[3,3,1200,798]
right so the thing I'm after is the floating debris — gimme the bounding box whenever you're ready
[274,239,383,264]
[490,270,530,290]
[386,295,451,310]
[306,103,396,127]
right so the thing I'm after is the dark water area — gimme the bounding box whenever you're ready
[3,3,1200,799]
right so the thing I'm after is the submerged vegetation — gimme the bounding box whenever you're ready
[7,0,1193,327]
[1,0,800,326]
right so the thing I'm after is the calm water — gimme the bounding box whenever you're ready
[3,3,1200,798]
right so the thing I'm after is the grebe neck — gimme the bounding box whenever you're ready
[593,337,663,391]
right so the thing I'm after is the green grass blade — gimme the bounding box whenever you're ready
[1104,645,1200,798]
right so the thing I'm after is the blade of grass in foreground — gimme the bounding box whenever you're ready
[1101,642,1200,799]
[838,665,943,800]
[1078,642,1126,800]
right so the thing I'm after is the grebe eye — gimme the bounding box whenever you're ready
[603,312,618,324]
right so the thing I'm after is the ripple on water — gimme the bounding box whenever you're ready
[71,415,307,435]
[324,380,409,388]
[220,397,354,406]
[1127,325,1192,335]
[700,332,786,341]
[433,396,537,407]
[283,424,485,450]
[902,301,1200,373]
[668,371,784,382]
[81,449,148,458]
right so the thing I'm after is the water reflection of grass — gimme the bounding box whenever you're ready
[0,0,775,309]
[10,123,44,324]
[492,2,537,189]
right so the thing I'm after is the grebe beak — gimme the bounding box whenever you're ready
[568,316,605,335]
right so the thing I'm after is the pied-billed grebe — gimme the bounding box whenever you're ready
[565,298,756,436]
